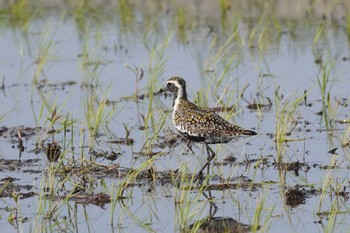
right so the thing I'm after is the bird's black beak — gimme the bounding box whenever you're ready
[158,86,168,93]
[158,87,169,94]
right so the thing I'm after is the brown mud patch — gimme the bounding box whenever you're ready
[0,177,35,199]
[0,159,41,172]
[61,192,111,208]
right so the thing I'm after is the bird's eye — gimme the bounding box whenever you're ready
[167,83,172,88]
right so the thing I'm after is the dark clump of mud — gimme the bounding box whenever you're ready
[284,185,320,207]
[274,161,311,176]
[0,126,43,139]
[107,138,135,146]
[45,141,61,162]
[70,192,111,208]
[335,187,349,201]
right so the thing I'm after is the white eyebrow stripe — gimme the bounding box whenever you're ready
[167,80,182,89]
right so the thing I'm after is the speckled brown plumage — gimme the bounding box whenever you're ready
[165,76,256,144]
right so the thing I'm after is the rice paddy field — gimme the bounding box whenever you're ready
[1,0,350,232]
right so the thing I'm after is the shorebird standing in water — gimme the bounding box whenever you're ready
[163,76,257,180]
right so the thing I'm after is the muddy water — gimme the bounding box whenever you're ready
[1,1,350,233]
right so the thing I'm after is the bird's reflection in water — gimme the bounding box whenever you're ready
[189,191,259,233]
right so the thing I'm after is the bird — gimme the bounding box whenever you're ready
[163,76,257,180]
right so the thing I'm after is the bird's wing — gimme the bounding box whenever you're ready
[177,108,234,137]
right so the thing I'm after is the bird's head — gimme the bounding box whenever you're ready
[164,76,187,101]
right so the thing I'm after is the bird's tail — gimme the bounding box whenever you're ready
[237,127,257,136]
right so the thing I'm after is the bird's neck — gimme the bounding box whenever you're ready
[172,87,187,107]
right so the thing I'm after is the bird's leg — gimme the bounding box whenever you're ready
[205,143,216,172]
[197,143,216,180]
[206,146,212,175]
[206,160,210,175]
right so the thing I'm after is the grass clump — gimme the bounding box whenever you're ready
[316,55,336,129]
[8,0,33,29]
[84,91,119,151]
[274,88,306,163]
[32,24,58,84]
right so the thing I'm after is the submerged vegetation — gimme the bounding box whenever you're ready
[1,0,350,232]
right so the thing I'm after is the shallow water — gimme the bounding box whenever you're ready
[1,1,350,232]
